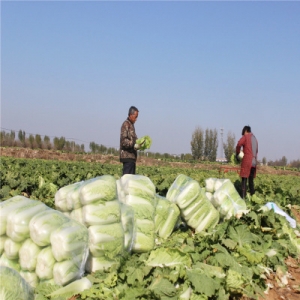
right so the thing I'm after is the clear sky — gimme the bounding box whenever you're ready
[1,1,300,162]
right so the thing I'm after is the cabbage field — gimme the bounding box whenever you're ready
[0,156,300,300]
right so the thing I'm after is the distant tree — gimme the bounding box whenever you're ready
[35,134,42,149]
[53,137,66,150]
[262,157,267,165]
[281,156,288,166]
[43,135,51,149]
[29,134,35,149]
[290,159,300,168]
[191,127,204,160]
[223,131,236,162]
[204,128,218,161]
[268,156,288,167]
[18,130,26,145]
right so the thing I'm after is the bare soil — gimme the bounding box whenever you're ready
[1,147,300,299]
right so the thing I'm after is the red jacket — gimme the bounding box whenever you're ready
[236,133,258,178]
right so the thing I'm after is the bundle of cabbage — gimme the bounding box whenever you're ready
[135,135,152,151]
[86,223,124,272]
[117,174,157,253]
[55,181,84,214]
[154,195,181,239]
[0,266,34,300]
[166,174,219,233]
[0,196,89,288]
[57,175,125,273]
[212,179,247,220]
[204,178,230,200]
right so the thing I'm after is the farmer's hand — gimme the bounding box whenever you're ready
[236,154,240,162]
[134,140,145,150]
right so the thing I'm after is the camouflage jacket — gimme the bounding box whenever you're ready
[119,118,137,162]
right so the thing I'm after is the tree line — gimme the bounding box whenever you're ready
[1,129,299,167]
[190,127,300,168]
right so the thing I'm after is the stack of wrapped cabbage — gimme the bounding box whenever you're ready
[166,174,220,233]
[0,196,89,287]
[154,194,181,239]
[55,175,124,273]
[117,174,157,253]
[205,178,247,219]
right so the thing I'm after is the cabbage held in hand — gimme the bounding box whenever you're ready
[135,135,152,151]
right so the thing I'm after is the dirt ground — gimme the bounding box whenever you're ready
[1,147,300,299]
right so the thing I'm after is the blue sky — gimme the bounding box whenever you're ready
[1,1,300,162]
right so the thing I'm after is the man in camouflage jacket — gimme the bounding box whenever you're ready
[120,106,139,175]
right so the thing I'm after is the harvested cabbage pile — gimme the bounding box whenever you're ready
[55,175,124,273]
[135,135,152,150]
[0,196,89,288]
[117,174,157,253]
[205,178,247,219]
[166,174,220,233]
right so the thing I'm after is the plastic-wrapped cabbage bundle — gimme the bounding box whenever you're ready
[120,203,134,252]
[50,219,89,263]
[154,195,181,239]
[213,180,247,219]
[88,223,124,258]
[180,189,219,233]
[6,200,49,243]
[82,200,121,226]
[166,174,201,209]
[166,175,220,233]
[50,219,89,285]
[70,208,85,225]
[205,178,230,194]
[132,219,155,253]
[117,175,157,253]
[55,181,83,212]
[35,246,56,280]
[29,210,70,247]
[3,238,22,260]
[19,238,42,271]
[0,196,41,237]
[85,253,121,273]
[118,174,156,205]
[0,266,34,300]
[79,175,117,205]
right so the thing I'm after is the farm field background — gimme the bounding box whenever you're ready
[0,147,300,300]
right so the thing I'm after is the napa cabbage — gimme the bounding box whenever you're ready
[135,135,152,150]
[3,238,22,260]
[50,219,89,271]
[154,196,181,239]
[79,175,117,205]
[55,181,83,212]
[29,209,70,247]
[213,180,247,219]
[35,246,56,280]
[19,238,42,271]
[82,200,121,226]
[88,223,125,258]
[6,200,48,242]
[0,266,34,300]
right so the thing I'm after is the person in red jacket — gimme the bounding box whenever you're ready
[236,125,258,198]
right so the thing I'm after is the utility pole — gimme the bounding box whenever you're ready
[220,127,224,159]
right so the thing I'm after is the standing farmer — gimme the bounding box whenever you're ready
[119,106,141,175]
[236,125,258,198]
